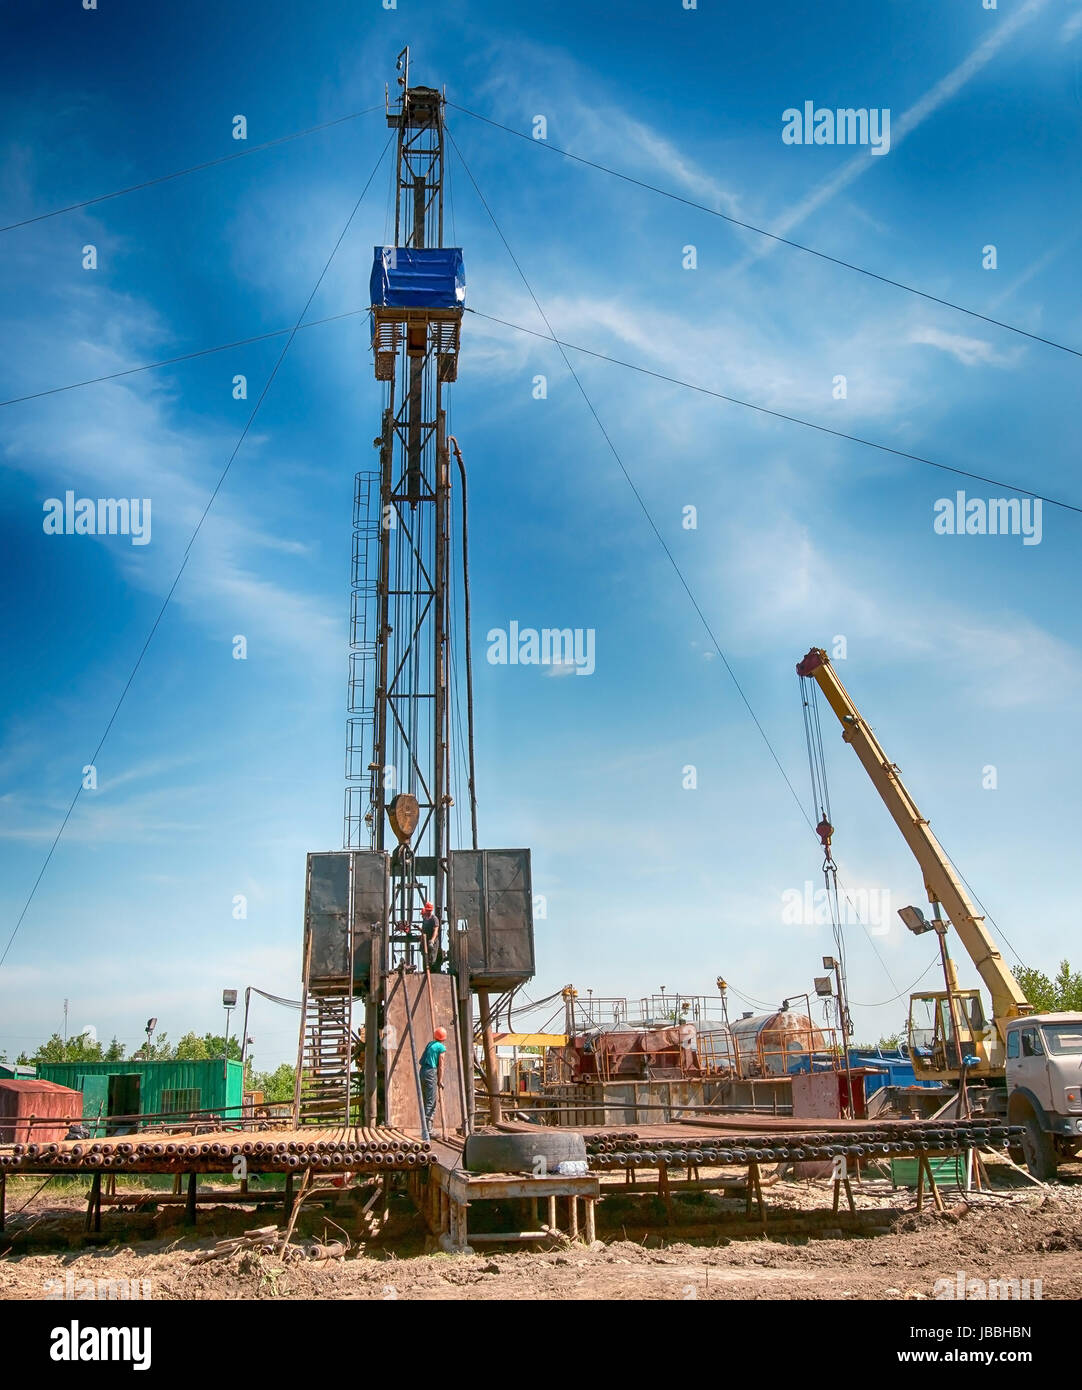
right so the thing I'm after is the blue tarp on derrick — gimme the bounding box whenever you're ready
[370,246,465,309]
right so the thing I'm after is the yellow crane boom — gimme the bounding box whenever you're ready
[796,647,1031,1048]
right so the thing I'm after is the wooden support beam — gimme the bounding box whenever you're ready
[84,1172,102,1234]
[584,1196,596,1244]
[658,1162,674,1223]
[915,1154,944,1212]
[746,1161,766,1223]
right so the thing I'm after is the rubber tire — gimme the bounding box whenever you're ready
[1021,1117,1058,1181]
[463,1131,587,1175]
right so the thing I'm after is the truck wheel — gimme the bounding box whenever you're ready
[1021,1118,1057,1181]
[463,1131,587,1175]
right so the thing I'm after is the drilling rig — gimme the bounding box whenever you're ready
[292,52,535,1137]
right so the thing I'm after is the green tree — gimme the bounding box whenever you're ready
[173,1032,210,1061]
[132,1033,173,1061]
[104,1036,126,1061]
[252,1063,295,1104]
[1015,960,1082,1013]
[30,1031,104,1063]
[201,1033,242,1061]
[852,1031,904,1052]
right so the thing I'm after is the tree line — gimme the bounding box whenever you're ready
[3,1031,297,1104]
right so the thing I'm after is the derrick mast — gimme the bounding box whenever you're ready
[346,65,462,939]
[295,55,535,1134]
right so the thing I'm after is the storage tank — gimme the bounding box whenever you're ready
[698,1008,828,1077]
[730,1008,827,1076]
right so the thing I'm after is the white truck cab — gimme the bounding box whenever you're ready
[1005,1013,1082,1178]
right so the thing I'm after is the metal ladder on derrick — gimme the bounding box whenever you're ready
[293,926,356,1126]
[297,991,354,1124]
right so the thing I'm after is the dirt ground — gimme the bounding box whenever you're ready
[2,1160,1080,1301]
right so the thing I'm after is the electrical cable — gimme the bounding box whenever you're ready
[850,956,941,1009]
[446,126,816,827]
[449,128,924,1009]
[0,307,371,410]
[0,105,384,233]
[465,308,1082,516]
[247,987,302,1010]
[446,101,1082,363]
[940,846,1027,970]
[8,301,1079,518]
[0,136,394,971]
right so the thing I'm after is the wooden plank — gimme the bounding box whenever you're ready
[429,1163,598,1204]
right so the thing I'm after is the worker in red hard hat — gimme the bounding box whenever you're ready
[419,1027,448,1133]
[420,900,442,971]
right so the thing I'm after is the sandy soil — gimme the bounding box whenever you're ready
[2,1163,1080,1301]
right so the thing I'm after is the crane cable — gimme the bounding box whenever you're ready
[800,676,852,1036]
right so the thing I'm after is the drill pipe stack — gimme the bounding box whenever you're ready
[579,1119,1020,1170]
[0,1126,434,1175]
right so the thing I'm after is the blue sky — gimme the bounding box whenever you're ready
[2,0,1081,1067]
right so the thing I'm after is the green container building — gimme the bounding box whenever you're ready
[37,1059,244,1132]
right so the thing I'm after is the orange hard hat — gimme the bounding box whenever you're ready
[433,1027,448,1041]
[423,901,434,913]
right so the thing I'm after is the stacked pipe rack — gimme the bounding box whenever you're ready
[581,1118,1020,1169]
[0,1126,433,1176]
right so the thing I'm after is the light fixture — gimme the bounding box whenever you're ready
[899,905,932,935]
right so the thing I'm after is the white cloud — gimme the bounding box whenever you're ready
[736,0,1051,267]
[2,289,341,671]
[907,325,1015,367]
[1061,9,1082,42]
[471,39,743,218]
[714,507,1082,711]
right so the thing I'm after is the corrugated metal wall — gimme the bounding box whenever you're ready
[0,1080,82,1142]
[37,1060,243,1119]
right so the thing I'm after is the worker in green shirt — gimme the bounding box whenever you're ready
[419,1027,447,1132]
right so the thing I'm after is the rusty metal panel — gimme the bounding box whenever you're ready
[449,848,535,990]
[792,1070,844,1119]
[383,973,463,1137]
[306,853,351,981]
[0,1080,81,1143]
[350,850,389,989]
[306,851,389,988]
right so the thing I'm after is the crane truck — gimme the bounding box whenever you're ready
[796,646,1082,1178]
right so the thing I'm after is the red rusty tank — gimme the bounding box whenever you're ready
[562,1023,700,1081]
[0,1080,82,1144]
